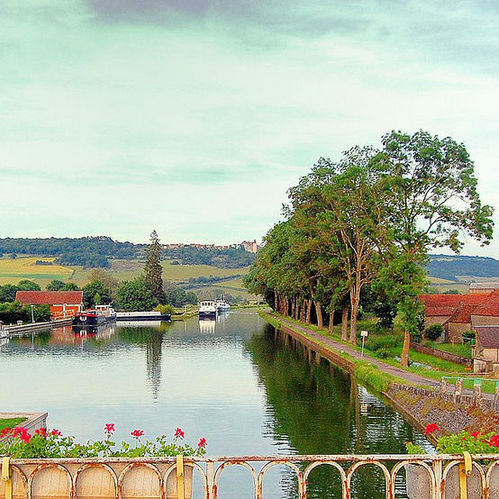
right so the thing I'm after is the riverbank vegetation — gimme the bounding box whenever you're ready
[245,130,494,367]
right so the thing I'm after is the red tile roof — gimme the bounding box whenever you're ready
[15,291,83,305]
[421,291,499,323]
[475,326,499,349]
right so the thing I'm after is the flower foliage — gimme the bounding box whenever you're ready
[407,424,499,455]
[0,425,207,459]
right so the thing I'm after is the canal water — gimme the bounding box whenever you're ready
[0,310,430,498]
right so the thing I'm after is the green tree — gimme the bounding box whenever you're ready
[145,230,165,304]
[46,280,66,291]
[185,291,198,305]
[0,284,19,302]
[17,280,41,291]
[82,280,112,308]
[63,283,80,291]
[116,276,158,311]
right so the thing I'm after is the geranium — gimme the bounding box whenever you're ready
[0,427,11,438]
[35,428,47,437]
[105,423,115,433]
[51,429,62,437]
[19,432,31,443]
[198,438,207,448]
[131,430,144,438]
[12,427,28,438]
[174,428,185,439]
[425,423,440,435]
[489,435,499,448]
[471,431,480,438]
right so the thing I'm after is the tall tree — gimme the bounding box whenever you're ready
[145,230,166,304]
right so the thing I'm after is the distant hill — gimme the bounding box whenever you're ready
[427,254,499,282]
[0,236,255,269]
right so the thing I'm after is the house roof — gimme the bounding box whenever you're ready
[15,291,83,305]
[475,326,499,349]
[472,291,499,317]
[445,304,477,324]
[420,294,485,307]
[425,306,456,317]
[470,282,499,291]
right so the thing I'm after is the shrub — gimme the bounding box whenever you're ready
[424,323,444,341]
[463,330,476,344]
[154,304,175,316]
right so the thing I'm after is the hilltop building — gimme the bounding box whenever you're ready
[15,290,83,319]
[469,282,499,294]
[240,240,260,253]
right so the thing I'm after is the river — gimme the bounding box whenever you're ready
[0,310,431,498]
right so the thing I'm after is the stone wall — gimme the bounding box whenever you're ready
[411,343,472,367]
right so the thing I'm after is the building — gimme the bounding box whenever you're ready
[473,326,499,374]
[469,282,499,294]
[15,291,83,319]
[420,290,499,342]
[240,240,260,253]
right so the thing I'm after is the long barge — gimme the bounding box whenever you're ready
[115,311,171,322]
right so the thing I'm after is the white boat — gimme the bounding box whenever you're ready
[115,311,171,321]
[215,299,230,312]
[199,301,217,318]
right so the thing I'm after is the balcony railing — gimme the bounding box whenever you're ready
[2,454,499,499]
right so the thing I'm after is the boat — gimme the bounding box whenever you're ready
[199,301,217,319]
[72,305,116,327]
[215,298,230,312]
[115,311,171,322]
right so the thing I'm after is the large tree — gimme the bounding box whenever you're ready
[144,230,165,304]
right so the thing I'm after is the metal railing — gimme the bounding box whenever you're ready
[2,454,499,499]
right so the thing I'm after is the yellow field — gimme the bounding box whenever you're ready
[0,256,74,285]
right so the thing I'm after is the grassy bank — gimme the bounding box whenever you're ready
[0,417,26,431]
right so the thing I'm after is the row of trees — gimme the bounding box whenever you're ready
[244,130,493,364]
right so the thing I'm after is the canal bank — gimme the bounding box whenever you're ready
[261,310,499,436]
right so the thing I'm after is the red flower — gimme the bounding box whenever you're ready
[131,429,144,438]
[105,423,115,433]
[471,431,480,438]
[425,424,440,435]
[0,427,12,438]
[198,438,207,448]
[19,432,32,443]
[35,428,47,437]
[12,427,28,438]
[489,435,499,448]
[51,429,62,437]
[174,428,185,439]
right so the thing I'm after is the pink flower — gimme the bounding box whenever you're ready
[51,429,62,437]
[131,429,144,438]
[425,423,440,435]
[198,438,207,448]
[174,428,185,439]
[105,423,115,433]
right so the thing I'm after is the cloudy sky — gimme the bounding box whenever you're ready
[1,0,498,256]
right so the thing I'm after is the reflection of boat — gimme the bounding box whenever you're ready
[215,298,230,312]
[199,301,217,319]
[73,305,116,327]
[199,319,216,334]
[116,311,171,321]
[117,320,162,328]
[72,322,116,339]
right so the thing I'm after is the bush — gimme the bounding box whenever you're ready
[154,304,175,316]
[375,348,391,359]
[424,323,444,341]
[366,334,402,352]
[462,330,476,344]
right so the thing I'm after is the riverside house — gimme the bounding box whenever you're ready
[15,290,83,319]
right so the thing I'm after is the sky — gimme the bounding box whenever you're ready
[0,0,498,257]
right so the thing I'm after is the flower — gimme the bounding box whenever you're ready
[425,423,440,435]
[105,423,115,433]
[12,427,29,438]
[19,432,32,443]
[51,429,62,437]
[198,438,207,448]
[0,427,11,438]
[489,435,499,448]
[174,428,185,439]
[131,429,144,438]
[471,431,480,438]
[35,428,47,437]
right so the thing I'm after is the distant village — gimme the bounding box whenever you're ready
[163,240,261,254]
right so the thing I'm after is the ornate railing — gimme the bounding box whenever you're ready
[2,454,499,499]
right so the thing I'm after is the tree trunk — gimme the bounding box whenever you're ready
[306,300,312,324]
[341,305,349,341]
[349,297,358,344]
[314,301,323,328]
[328,310,334,334]
[401,330,410,367]
[274,291,278,311]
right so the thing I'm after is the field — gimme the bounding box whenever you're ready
[0,256,74,285]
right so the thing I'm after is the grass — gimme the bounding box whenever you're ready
[0,256,73,286]
[0,417,27,431]
[434,343,473,359]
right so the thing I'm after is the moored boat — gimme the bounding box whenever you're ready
[115,311,171,321]
[73,305,116,327]
[215,298,230,312]
[199,300,217,318]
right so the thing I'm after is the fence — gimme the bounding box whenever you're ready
[2,454,499,499]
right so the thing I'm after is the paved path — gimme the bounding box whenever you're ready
[272,314,495,402]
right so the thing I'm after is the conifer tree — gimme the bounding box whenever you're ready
[145,230,165,304]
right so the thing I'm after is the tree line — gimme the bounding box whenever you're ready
[244,130,493,364]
